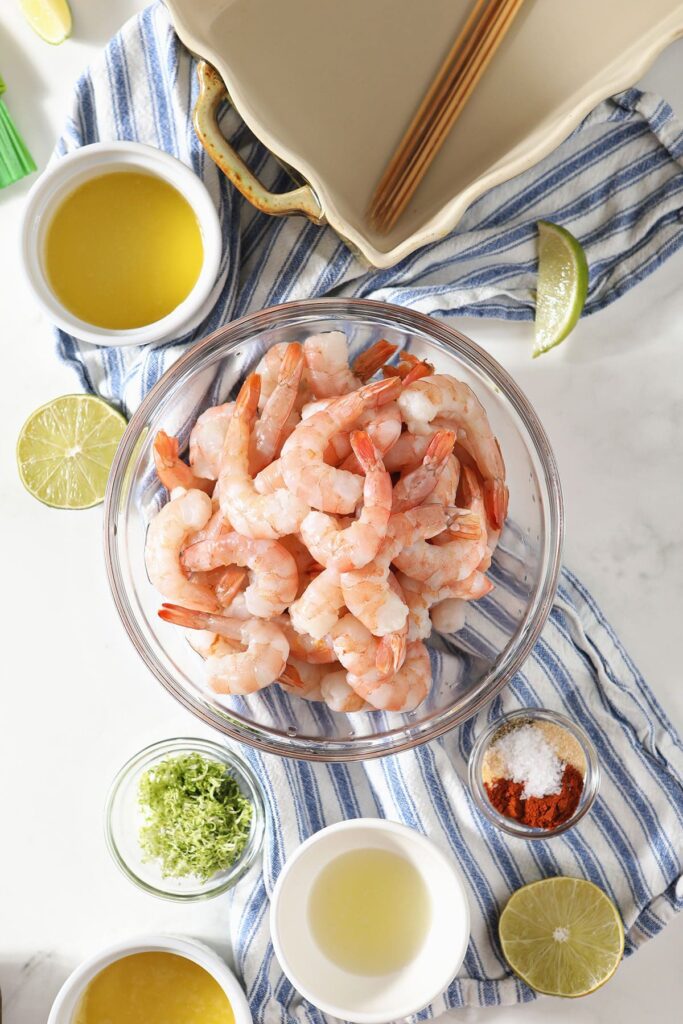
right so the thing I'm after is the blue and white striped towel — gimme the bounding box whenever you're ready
[53,2,683,1014]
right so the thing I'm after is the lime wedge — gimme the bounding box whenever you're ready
[20,0,72,45]
[17,395,126,509]
[533,220,588,357]
[499,877,624,997]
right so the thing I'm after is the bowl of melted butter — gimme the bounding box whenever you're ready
[48,935,251,1024]
[21,141,222,347]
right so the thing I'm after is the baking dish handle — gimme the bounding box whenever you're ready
[193,61,325,224]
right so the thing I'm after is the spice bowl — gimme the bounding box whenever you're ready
[105,737,266,900]
[468,708,600,840]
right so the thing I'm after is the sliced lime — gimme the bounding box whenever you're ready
[17,394,126,509]
[499,877,624,997]
[20,0,72,45]
[533,220,589,357]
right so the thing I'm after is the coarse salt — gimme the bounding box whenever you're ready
[487,724,563,798]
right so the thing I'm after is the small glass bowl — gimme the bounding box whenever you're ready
[105,737,266,901]
[468,708,600,839]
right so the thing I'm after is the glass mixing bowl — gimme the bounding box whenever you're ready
[104,299,563,760]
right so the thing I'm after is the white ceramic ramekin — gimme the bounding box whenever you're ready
[21,141,222,347]
[47,934,252,1024]
[270,818,470,1024]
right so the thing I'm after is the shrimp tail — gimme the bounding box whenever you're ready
[214,566,248,607]
[158,603,214,630]
[234,373,261,419]
[443,507,484,541]
[352,339,398,381]
[425,429,456,465]
[484,478,509,532]
[153,430,213,495]
[280,664,304,688]
[360,376,402,406]
[401,359,434,386]
[349,429,383,472]
[376,632,406,676]
[278,341,305,383]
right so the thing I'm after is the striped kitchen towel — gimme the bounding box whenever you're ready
[227,570,683,1015]
[52,1,683,415]
[51,2,683,1015]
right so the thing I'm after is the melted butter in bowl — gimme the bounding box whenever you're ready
[73,951,234,1024]
[45,171,204,330]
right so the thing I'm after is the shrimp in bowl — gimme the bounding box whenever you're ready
[143,331,506,714]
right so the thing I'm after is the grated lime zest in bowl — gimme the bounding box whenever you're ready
[138,752,253,881]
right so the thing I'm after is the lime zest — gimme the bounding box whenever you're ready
[138,753,253,882]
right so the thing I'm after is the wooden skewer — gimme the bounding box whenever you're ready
[368,0,526,233]
[380,0,524,224]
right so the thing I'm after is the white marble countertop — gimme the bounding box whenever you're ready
[1,3,681,1021]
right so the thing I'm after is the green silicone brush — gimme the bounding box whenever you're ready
[0,74,36,188]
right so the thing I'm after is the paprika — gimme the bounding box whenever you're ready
[485,763,584,829]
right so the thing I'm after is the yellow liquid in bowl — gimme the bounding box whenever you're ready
[72,951,235,1024]
[44,171,204,329]
[308,848,431,975]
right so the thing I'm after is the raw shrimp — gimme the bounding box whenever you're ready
[159,604,289,694]
[288,567,345,640]
[280,376,401,513]
[189,404,234,480]
[153,431,213,494]
[397,374,508,530]
[349,641,431,712]
[340,505,455,636]
[218,374,310,539]
[251,343,305,472]
[181,532,298,617]
[320,669,369,713]
[300,431,391,571]
[144,488,217,610]
[391,430,456,512]
[303,333,396,397]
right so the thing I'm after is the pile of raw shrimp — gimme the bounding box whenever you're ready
[144,332,508,714]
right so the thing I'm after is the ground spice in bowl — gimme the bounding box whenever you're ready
[482,720,586,830]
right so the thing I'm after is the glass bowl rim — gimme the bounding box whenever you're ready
[104,297,564,761]
[467,706,600,839]
[104,736,266,901]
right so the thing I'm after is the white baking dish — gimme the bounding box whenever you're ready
[167,0,683,267]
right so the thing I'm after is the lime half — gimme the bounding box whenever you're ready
[499,877,624,997]
[533,220,588,357]
[20,0,72,44]
[17,394,126,509]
